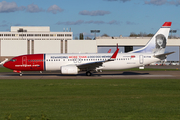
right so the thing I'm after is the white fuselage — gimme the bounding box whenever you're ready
[44,53,160,71]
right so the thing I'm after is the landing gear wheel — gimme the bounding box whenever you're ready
[20,73,23,76]
[86,71,92,76]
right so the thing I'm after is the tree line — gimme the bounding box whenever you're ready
[75,32,154,40]
[129,32,154,37]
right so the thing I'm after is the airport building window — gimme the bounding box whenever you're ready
[65,34,71,37]
[42,34,49,37]
[4,38,11,40]
[0,34,3,36]
[50,34,56,37]
[19,34,26,36]
[35,34,41,36]
[4,34,11,36]
[57,34,64,37]
[27,34,34,36]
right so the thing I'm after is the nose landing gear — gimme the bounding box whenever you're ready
[20,73,23,76]
[13,70,23,76]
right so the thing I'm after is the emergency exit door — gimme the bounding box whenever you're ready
[22,56,27,65]
[139,55,144,64]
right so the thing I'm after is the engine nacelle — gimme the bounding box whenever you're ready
[61,66,78,75]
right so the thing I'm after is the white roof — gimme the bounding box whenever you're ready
[11,26,50,32]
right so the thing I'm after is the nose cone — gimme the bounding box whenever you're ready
[3,61,12,69]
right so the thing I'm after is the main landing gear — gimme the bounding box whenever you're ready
[86,71,92,76]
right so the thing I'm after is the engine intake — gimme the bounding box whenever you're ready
[61,66,78,74]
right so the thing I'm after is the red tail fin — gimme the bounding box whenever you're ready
[162,22,172,27]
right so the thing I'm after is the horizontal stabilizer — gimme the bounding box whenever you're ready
[0,58,8,65]
[154,52,175,58]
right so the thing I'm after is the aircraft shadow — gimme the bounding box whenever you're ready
[77,71,149,76]
[2,71,149,77]
[94,72,148,76]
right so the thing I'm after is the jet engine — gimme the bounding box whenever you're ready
[61,66,78,74]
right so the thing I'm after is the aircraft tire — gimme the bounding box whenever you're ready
[86,71,92,76]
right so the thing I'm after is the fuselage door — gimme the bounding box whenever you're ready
[22,56,27,65]
[78,58,82,63]
[73,58,82,63]
[73,58,77,63]
[139,55,144,64]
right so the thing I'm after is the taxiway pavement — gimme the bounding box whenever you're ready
[0,70,179,79]
[0,65,180,79]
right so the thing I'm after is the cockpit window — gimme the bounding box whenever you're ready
[10,59,17,62]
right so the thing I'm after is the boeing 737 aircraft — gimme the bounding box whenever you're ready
[3,22,174,76]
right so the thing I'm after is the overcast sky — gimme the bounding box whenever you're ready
[0,0,180,38]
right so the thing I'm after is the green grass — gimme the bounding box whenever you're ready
[0,67,13,72]
[0,79,180,120]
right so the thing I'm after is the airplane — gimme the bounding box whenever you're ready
[107,49,111,53]
[3,22,174,76]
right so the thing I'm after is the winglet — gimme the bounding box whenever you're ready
[110,44,119,59]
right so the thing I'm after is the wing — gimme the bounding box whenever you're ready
[77,60,104,71]
[77,45,119,71]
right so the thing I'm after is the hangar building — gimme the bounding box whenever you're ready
[0,26,97,61]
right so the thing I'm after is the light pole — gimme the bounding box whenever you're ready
[91,30,100,40]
